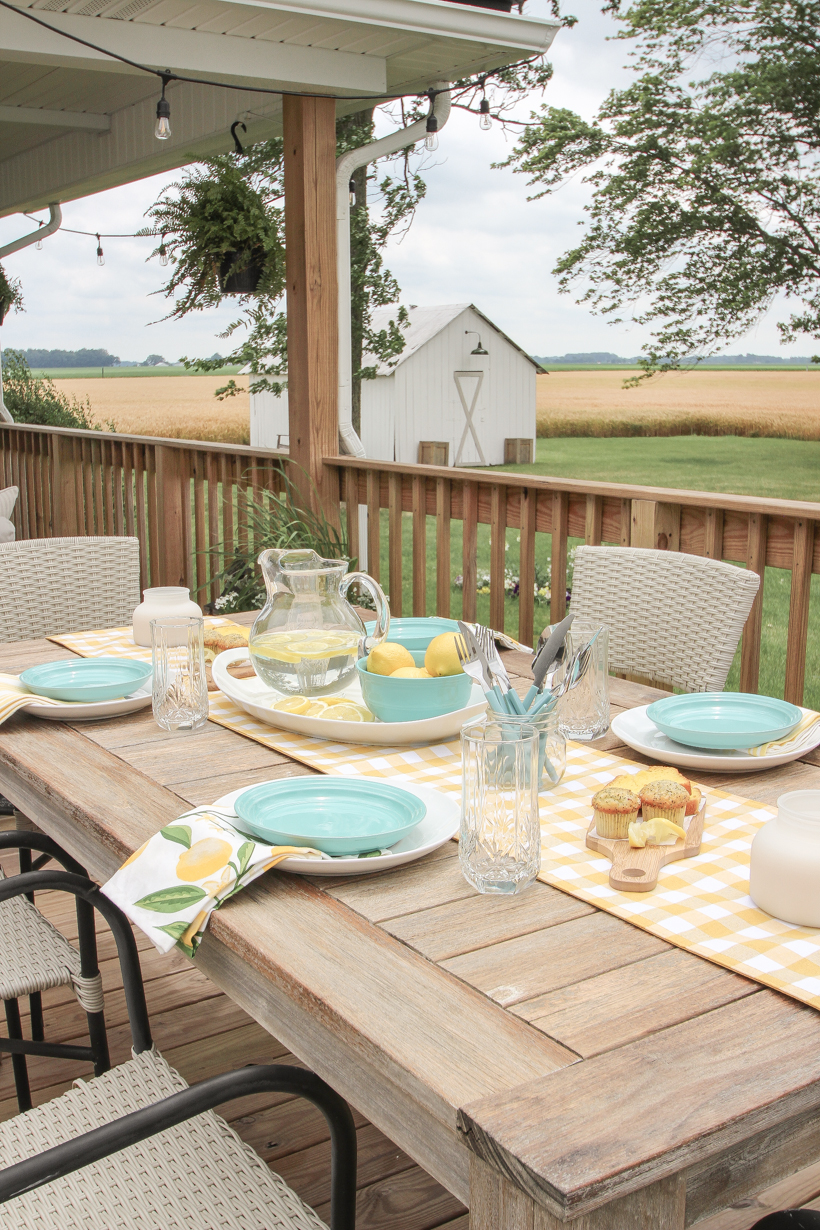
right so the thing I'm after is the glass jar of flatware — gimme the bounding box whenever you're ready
[151,615,208,732]
[494,705,566,790]
[460,718,541,894]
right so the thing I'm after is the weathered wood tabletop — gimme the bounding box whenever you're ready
[1,620,819,1230]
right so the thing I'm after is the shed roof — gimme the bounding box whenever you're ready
[367,302,544,375]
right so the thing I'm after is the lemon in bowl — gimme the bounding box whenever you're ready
[367,641,414,676]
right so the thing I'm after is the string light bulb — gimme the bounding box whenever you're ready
[425,112,439,152]
[349,178,357,208]
[155,73,172,140]
[35,220,44,250]
[159,233,169,266]
[479,98,492,131]
[96,234,105,267]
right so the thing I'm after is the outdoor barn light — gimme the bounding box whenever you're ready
[96,235,105,266]
[466,331,488,355]
[155,74,172,140]
[479,98,492,131]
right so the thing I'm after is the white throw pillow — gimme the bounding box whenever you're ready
[0,486,18,521]
[0,516,15,543]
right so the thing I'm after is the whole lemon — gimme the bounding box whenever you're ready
[367,641,414,676]
[424,632,465,678]
[390,666,432,678]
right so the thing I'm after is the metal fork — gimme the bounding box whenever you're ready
[474,624,525,714]
[454,631,504,714]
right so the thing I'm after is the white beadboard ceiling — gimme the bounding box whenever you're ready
[0,0,560,214]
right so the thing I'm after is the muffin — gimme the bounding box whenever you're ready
[639,780,689,825]
[591,786,641,839]
[609,765,692,796]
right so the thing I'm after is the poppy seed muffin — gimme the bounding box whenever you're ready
[639,780,689,825]
[591,786,641,839]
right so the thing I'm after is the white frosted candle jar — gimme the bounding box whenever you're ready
[133,587,202,646]
[749,790,820,928]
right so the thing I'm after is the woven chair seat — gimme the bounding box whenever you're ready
[569,546,761,693]
[0,1048,328,1229]
[0,869,89,1004]
[0,536,141,643]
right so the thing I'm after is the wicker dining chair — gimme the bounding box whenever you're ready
[0,535,141,643]
[568,545,761,693]
[0,832,110,1113]
[0,869,357,1230]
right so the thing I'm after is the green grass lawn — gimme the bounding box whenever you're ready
[494,435,820,502]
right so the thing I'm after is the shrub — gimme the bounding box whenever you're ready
[1,350,110,430]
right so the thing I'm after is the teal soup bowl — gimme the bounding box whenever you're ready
[357,656,472,723]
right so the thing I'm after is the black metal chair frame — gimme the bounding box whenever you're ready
[0,870,358,1230]
[0,833,111,1112]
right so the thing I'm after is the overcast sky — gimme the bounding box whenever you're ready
[0,0,810,362]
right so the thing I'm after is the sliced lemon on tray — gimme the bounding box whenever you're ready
[269,693,374,722]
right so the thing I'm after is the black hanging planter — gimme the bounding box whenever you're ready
[218,247,265,295]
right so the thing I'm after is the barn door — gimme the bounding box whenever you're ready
[453,369,487,466]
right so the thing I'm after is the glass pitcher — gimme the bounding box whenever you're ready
[249,549,390,695]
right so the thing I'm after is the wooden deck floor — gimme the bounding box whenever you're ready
[0,839,467,1230]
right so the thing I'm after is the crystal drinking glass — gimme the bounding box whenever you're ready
[460,719,541,894]
[556,621,610,741]
[151,616,208,732]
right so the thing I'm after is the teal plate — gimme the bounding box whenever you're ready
[20,657,153,703]
[646,692,802,750]
[234,778,426,855]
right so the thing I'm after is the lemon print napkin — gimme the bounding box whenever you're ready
[102,807,323,956]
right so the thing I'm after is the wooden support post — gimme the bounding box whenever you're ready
[50,433,79,536]
[784,517,815,705]
[154,444,187,587]
[740,512,768,694]
[283,95,339,518]
[412,475,427,617]
[584,495,603,546]
[388,472,403,616]
[631,500,681,551]
[550,491,568,622]
[490,485,507,634]
[519,488,536,648]
[462,481,478,623]
[436,478,451,618]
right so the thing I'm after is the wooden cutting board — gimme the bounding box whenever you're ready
[585,798,706,892]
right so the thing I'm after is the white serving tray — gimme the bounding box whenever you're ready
[612,704,820,773]
[211,648,486,746]
[213,780,459,876]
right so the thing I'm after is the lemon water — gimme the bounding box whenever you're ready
[250,628,361,694]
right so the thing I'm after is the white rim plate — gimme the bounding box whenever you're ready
[212,780,459,875]
[22,682,153,722]
[612,704,820,772]
[211,648,486,745]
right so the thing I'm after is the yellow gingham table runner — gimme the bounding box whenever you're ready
[50,625,820,1013]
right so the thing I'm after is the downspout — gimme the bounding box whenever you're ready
[0,203,62,423]
[336,86,451,457]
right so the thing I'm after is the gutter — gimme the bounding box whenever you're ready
[336,86,451,456]
[0,203,62,423]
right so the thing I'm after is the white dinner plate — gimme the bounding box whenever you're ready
[612,704,820,773]
[22,683,153,722]
[212,780,459,875]
[211,648,486,746]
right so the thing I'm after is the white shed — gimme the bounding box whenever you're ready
[249,303,541,466]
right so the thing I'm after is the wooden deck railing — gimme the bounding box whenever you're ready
[2,423,819,705]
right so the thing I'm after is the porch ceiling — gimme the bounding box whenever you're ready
[0,0,559,216]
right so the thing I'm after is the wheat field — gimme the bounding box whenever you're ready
[537,369,820,438]
[54,367,820,444]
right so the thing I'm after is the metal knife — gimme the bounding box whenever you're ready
[523,614,574,708]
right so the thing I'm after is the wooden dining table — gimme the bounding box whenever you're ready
[1,617,820,1230]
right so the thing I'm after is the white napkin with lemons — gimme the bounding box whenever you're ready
[102,807,324,956]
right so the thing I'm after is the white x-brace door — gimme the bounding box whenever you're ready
[453,370,487,466]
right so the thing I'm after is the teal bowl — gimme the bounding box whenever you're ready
[234,778,426,855]
[357,655,472,723]
[20,657,153,703]
[365,616,460,655]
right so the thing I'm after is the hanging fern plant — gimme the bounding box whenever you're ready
[0,263,23,326]
[142,149,285,317]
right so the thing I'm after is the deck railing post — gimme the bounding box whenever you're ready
[740,512,768,694]
[50,433,79,537]
[784,517,815,705]
[154,444,187,587]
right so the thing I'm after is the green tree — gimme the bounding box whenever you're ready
[502,0,820,377]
